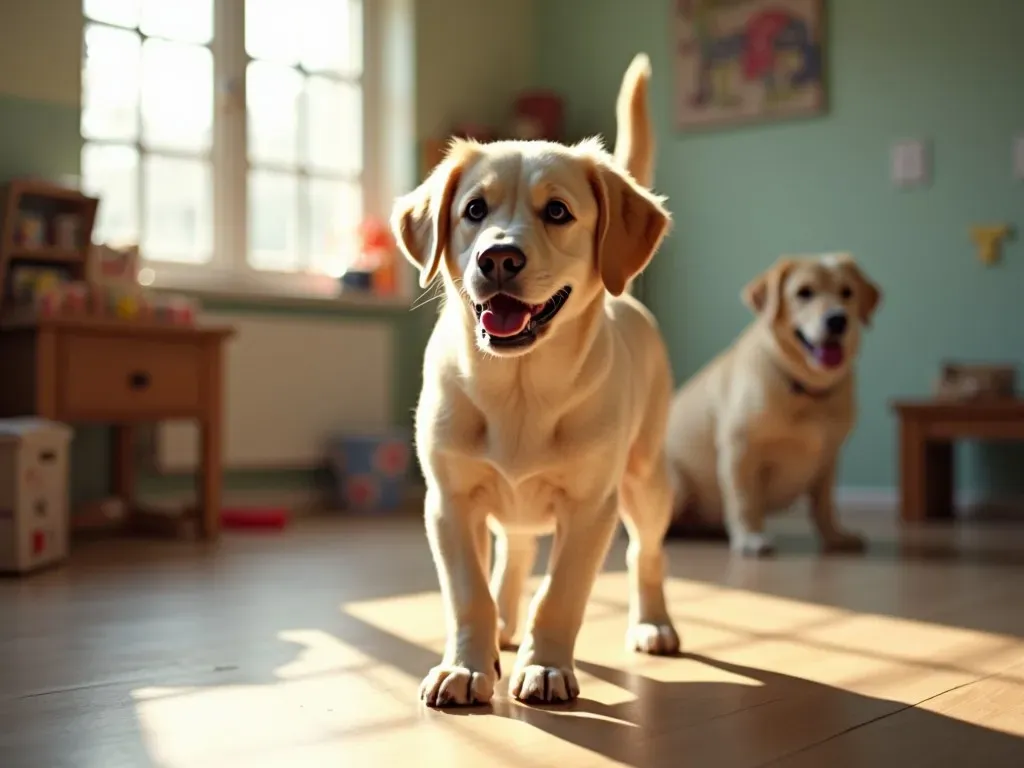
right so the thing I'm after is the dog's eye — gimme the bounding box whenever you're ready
[464,198,488,223]
[840,285,853,300]
[796,286,814,300]
[542,199,574,225]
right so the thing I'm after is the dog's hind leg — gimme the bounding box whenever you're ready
[490,531,538,649]
[620,453,681,655]
[809,456,866,554]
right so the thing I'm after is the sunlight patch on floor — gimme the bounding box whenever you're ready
[341,572,1024,700]
[273,629,375,679]
[128,573,1024,766]
[132,662,412,767]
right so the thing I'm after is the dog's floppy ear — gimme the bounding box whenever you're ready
[830,253,882,326]
[589,159,671,297]
[742,258,795,320]
[390,142,474,288]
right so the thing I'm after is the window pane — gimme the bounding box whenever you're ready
[302,0,362,76]
[84,0,140,28]
[246,0,302,64]
[307,179,361,277]
[247,61,302,166]
[141,39,212,152]
[143,156,212,263]
[249,170,300,271]
[140,0,212,44]
[305,77,361,174]
[82,24,140,142]
[82,143,139,245]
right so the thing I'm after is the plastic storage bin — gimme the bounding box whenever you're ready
[328,431,410,513]
[0,418,73,574]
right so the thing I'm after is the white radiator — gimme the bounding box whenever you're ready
[155,310,395,472]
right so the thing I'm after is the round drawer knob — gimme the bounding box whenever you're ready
[128,371,151,390]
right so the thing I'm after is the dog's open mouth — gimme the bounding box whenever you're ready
[796,330,845,369]
[473,287,572,349]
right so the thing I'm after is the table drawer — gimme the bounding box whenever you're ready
[59,335,203,417]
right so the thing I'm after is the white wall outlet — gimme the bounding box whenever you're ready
[1014,134,1024,181]
[891,139,930,188]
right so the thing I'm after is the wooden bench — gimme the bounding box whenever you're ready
[893,399,1024,523]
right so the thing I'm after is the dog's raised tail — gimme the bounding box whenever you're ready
[613,53,654,188]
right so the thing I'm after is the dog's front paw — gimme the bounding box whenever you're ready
[822,531,866,555]
[419,664,496,708]
[731,532,775,557]
[509,664,579,704]
[627,622,681,655]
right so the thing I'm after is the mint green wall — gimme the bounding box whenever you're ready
[0,95,81,182]
[535,0,1024,492]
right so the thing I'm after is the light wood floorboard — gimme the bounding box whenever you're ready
[2,513,1024,767]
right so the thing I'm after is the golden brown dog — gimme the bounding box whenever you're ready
[666,254,882,556]
[390,54,680,707]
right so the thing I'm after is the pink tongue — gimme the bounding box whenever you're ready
[816,342,845,369]
[480,294,531,338]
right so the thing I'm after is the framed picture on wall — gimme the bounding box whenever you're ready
[673,0,827,131]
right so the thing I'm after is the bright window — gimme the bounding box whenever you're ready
[81,0,373,295]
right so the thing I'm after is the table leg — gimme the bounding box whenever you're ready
[198,417,222,539]
[198,344,224,540]
[924,440,955,521]
[111,425,135,512]
[899,418,954,523]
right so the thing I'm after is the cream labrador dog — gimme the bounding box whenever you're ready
[666,254,882,557]
[391,55,680,708]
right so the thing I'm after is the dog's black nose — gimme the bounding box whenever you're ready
[825,311,848,336]
[477,245,526,283]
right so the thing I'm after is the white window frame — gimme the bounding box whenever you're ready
[81,0,415,303]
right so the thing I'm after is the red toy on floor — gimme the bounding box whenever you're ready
[221,506,290,531]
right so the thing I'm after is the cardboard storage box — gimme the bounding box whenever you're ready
[0,418,73,574]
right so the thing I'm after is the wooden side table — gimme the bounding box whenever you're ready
[0,315,234,539]
[893,399,1024,523]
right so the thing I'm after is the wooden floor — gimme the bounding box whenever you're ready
[3,513,1024,767]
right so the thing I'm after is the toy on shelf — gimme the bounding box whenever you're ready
[511,91,565,141]
[6,263,72,309]
[89,242,140,287]
[15,212,47,248]
[53,213,84,250]
[935,363,1016,401]
[345,217,398,296]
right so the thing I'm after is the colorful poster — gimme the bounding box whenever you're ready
[674,0,827,130]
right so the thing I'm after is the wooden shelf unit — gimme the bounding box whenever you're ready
[0,178,99,308]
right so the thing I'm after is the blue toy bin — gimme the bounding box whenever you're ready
[327,430,411,513]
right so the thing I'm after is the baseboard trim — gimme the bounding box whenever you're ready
[134,484,1020,521]
[836,486,1024,519]
[834,487,898,512]
[138,481,428,518]
[138,487,330,516]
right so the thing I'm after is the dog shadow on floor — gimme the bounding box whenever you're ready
[444,653,1024,767]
